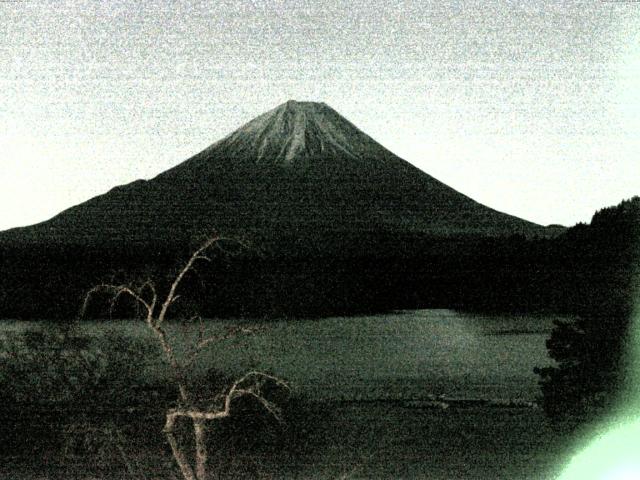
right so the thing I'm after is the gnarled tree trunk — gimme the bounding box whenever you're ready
[83,236,287,480]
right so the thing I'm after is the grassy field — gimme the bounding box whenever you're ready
[0,310,579,479]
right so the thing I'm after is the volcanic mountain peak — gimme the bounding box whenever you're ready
[1,100,552,248]
[207,100,382,168]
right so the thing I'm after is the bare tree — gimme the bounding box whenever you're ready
[83,236,287,480]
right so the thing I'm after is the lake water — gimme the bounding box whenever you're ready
[233,309,561,401]
[0,309,564,402]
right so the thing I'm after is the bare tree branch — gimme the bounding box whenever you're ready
[140,279,158,319]
[163,372,289,426]
[156,236,220,326]
[82,284,153,319]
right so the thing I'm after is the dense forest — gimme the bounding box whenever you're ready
[0,197,637,321]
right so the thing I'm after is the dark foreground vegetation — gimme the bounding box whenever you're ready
[535,197,640,425]
[0,323,575,480]
[0,325,312,479]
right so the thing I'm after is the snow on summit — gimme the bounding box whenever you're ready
[216,100,380,168]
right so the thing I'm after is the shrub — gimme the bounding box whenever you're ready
[0,323,165,458]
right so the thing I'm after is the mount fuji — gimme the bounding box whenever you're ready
[1,100,550,249]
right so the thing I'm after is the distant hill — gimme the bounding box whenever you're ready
[0,100,554,251]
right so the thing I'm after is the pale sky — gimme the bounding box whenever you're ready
[1,0,639,230]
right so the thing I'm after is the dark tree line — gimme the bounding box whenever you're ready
[535,197,639,423]
[0,199,636,323]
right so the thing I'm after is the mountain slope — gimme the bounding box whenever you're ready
[1,100,549,249]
